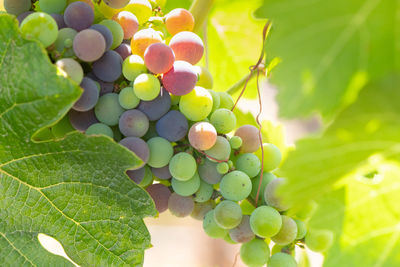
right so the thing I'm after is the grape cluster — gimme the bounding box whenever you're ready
[8,0,334,266]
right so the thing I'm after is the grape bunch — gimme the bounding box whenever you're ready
[7,0,334,266]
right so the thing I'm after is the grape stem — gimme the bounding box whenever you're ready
[189,0,215,33]
[226,64,265,96]
[196,149,229,163]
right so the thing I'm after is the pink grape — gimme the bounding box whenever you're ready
[144,43,175,74]
[169,31,204,65]
[162,61,197,96]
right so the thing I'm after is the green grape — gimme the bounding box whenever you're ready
[220,171,252,201]
[271,215,297,245]
[124,0,152,24]
[169,152,197,181]
[228,160,233,168]
[261,143,282,171]
[179,86,213,121]
[191,200,215,220]
[305,229,334,252]
[147,137,173,168]
[250,172,276,204]
[235,153,261,178]
[218,91,234,110]
[214,200,242,229]
[240,199,255,215]
[216,162,229,174]
[250,206,282,238]
[264,178,290,211]
[39,0,67,14]
[94,93,125,126]
[229,136,242,149]
[229,215,255,243]
[134,73,161,101]
[138,165,153,187]
[204,136,231,161]
[51,115,75,138]
[4,0,31,15]
[54,28,77,58]
[99,19,124,49]
[294,219,307,240]
[55,58,83,84]
[198,158,222,184]
[20,12,58,47]
[203,210,228,239]
[268,252,297,267]
[194,66,213,89]
[171,172,201,197]
[193,180,213,202]
[207,89,220,112]
[122,55,147,81]
[240,239,270,267]
[271,244,284,255]
[86,123,114,138]
[210,108,237,134]
[118,87,140,109]
[223,233,237,244]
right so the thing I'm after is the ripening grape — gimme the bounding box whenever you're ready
[191,200,214,220]
[188,122,217,151]
[203,210,228,239]
[114,43,132,60]
[162,61,197,96]
[39,0,67,14]
[264,178,290,212]
[103,0,130,9]
[250,172,276,204]
[156,110,188,142]
[130,28,162,57]
[69,109,98,131]
[216,162,229,174]
[95,93,125,126]
[219,171,252,201]
[86,123,114,138]
[119,109,149,137]
[234,125,261,153]
[55,58,83,84]
[73,77,100,112]
[20,12,58,48]
[17,11,33,25]
[118,87,140,109]
[250,205,282,238]
[210,108,237,134]
[64,2,94,31]
[54,28,77,57]
[207,89,220,112]
[151,165,171,180]
[193,180,213,202]
[92,50,123,82]
[144,43,175,74]
[229,216,255,243]
[147,137,173,168]
[169,31,204,65]
[90,24,114,51]
[133,73,161,101]
[127,167,146,184]
[99,19,124,49]
[240,239,270,267]
[204,136,231,161]
[271,215,298,245]
[50,14,66,29]
[171,172,201,197]
[113,11,139,39]
[235,153,261,178]
[73,29,106,62]
[124,0,153,25]
[98,1,120,19]
[146,183,171,213]
[194,66,213,89]
[169,152,197,181]
[165,8,194,36]
[179,86,213,121]
[261,143,282,171]
[305,229,334,252]
[218,91,234,110]
[198,159,222,184]
[137,89,171,121]
[4,0,31,16]
[229,136,242,150]
[122,55,147,81]
[214,200,242,229]
[268,252,297,267]
[119,137,150,168]
[168,193,194,217]
[294,219,307,240]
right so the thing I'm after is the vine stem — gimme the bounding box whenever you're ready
[189,0,214,34]
[226,64,265,96]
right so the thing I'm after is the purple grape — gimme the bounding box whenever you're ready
[73,29,106,62]
[87,72,115,96]
[90,24,114,50]
[118,109,149,137]
[146,184,171,213]
[51,13,66,29]
[127,167,145,184]
[137,88,171,121]
[17,11,33,25]
[156,110,188,142]
[92,50,123,82]
[69,109,98,131]
[151,165,172,180]
[73,77,100,112]
[119,137,149,168]
[64,2,94,31]
[114,43,132,60]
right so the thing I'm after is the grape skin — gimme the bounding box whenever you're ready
[156,110,188,142]
[169,152,197,181]
[103,0,130,9]
[203,210,228,239]
[229,215,255,243]
[39,0,66,14]
[261,143,282,171]
[114,43,132,60]
[119,109,149,137]
[92,50,123,82]
[305,229,334,252]
[214,200,243,229]
[146,183,171,213]
[133,73,161,101]
[165,8,194,36]
[205,136,231,161]
[69,109,98,132]
[99,19,124,50]
[73,29,106,62]
[193,180,213,202]
[127,167,146,184]
[235,153,261,178]
[4,0,31,16]
[234,125,261,153]
[130,28,162,57]
[171,172,201,197]
[188,122,217,151]
[64,2,94,31]
[162,61,197,96]
[294,219,307,240]
[73,77,100,112]
[55,58,83,84]
[144,43,175,74]
[20,12,58,48]
[169,31,204,65]
[220,171,252,202]
[218,91,234,110]
[168,193,194,217]
[250,172,276,204]
[210,108,237,134]
[86,123,114,138]
[264,178,290,212]
[119,137,150,168]
[122,55,147,81]
[179,86,213,121]
[17,11,33,25]
[191,200,214,220]
[118,87,140,109]
[198,159,222,184]
[124,0,153,25]
[271,215,298,245]
[151,165,172,180]
[147,137,173,168]
[54,28,77,58]
[113,11,139,39]
[51,13,67,30]
[90,24,114,51]
[250,205,282,238]
[137,89,171,121]
[268,252,297,267]
[240,238,270,267]
[95,93,125,126]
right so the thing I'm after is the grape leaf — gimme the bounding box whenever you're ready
[0,14,156,267]
[255,0,400,118]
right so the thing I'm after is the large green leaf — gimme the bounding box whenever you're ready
[255,0,400,118]
[0,14,156,266]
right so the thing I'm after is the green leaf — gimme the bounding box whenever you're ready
[278,76,400,205]
[0,14,156,266]
[255,0,400,118]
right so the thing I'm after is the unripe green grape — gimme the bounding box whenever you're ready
[194,66,213,89]
[193,180,213,202]
[124,0,152,24]
[86,123,114,138]
[55,58,83,84]
[264,178,290,211]
[122,55,147,81]
[134,73,161,101]
[240,239,270,267]
[95,93,125,126]
[169,152,197,181]
[271,215,297,245]
[229,136,242,149]
[228,160,234,168]
[204,136,231,161]
[138,165,153,187]
[39,0,67,14]
[207,89,220,112]
[191,200,215,220]
[203,210,228,238]
[294,219,307,240]
[171,172,201,197]
[54,28,77,58]
[218,91,234,110]
[250,172,276,204]
[305,229,334,252]
[235,153,261,178]
[20,12,58,47]
[118,87,139,109]
[271,244,284,255]
[250,206,282,238]
[268,252,297,267]
[4,0,31,15]
[179,86,213,121]
[216,162,229,174]
[210,108,237,134]
[147,137,173,168]
[220,171,252,201]
[170,94,180,105]
[99,19,124,49]
[214,200,242,229]
[224,233,237,244]
[261,143,282,171]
